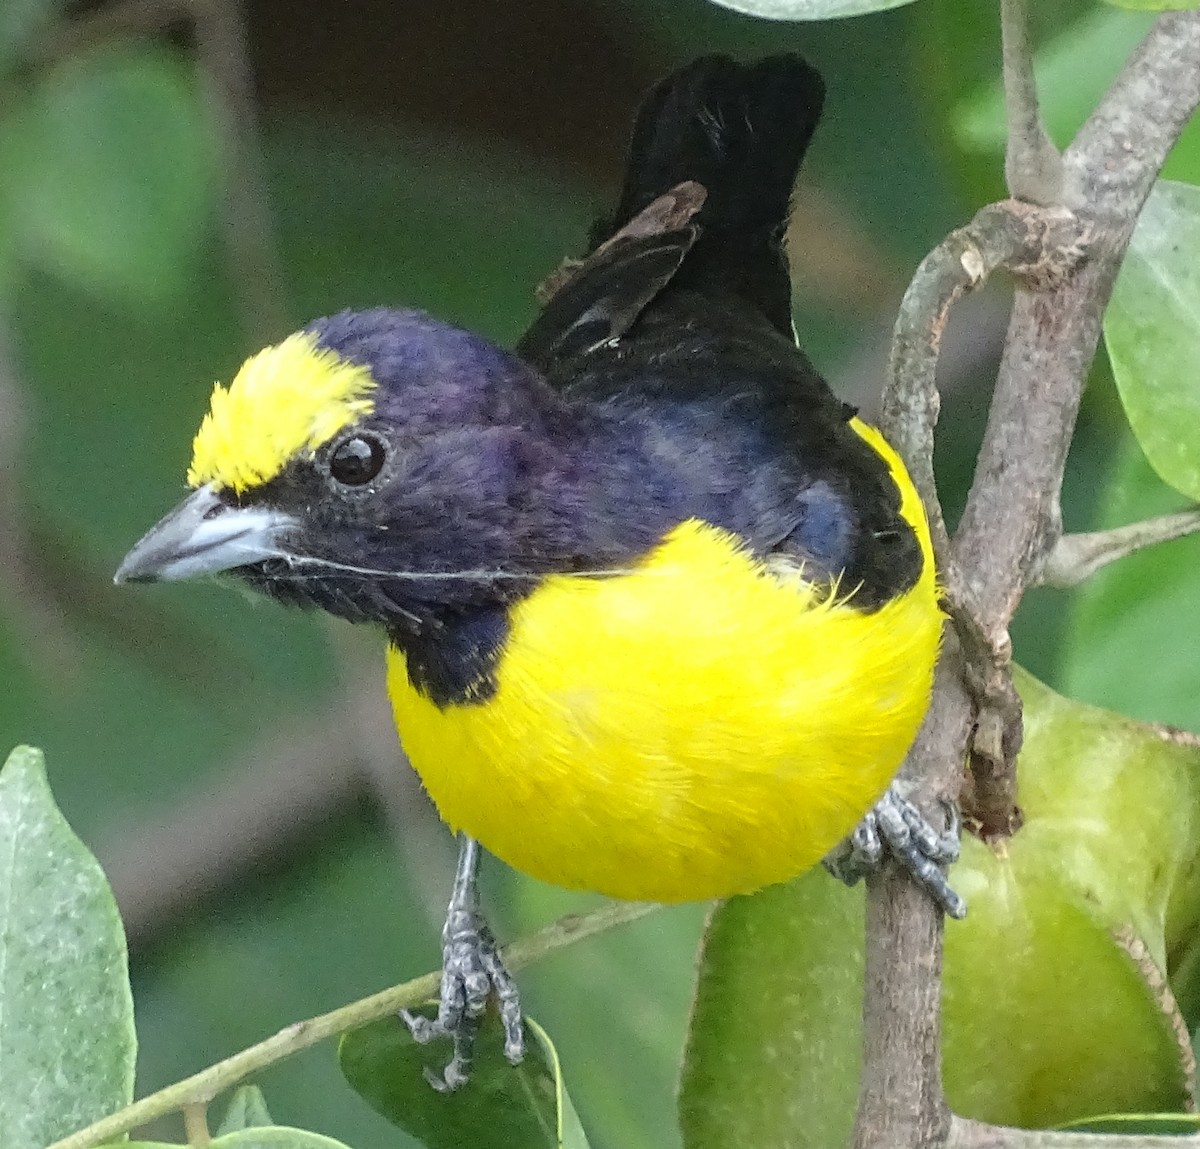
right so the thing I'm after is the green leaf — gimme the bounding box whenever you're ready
[0,746,136,1149]
[1059,439,1200,736]
[705,0,917,16]
[503,881,703,1149]
[1057,438,1200,1029]
[679,880,864,1149]
[0,43,215,303]
[1105,180,1200,501]
[1060,1113,1200,1133]
[1102,0,1200,9]
[527,1018,591,1149]
[339,1009,590,1149]
[952,7,1154,152]
[216,1085,276,1134]
[119,1132,357,1149]
[945,670,1199,1125]
[213,1130,358,1149]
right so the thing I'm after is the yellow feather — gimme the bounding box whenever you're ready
[188,332,376,493]
[388,420,942,902]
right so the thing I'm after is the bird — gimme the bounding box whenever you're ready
[116,53,957,1091]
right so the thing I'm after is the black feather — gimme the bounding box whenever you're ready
[591,54,825,334]
[515,230,696,372]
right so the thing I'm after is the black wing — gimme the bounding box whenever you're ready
[515,55,922,611]
[518,55,825,377]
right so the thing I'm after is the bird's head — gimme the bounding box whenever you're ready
[115,307,574,629]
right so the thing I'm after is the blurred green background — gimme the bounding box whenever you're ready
[3,1,1198,1146]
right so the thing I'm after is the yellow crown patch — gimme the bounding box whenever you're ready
[187,332,377,493]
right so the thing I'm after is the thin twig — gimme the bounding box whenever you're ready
[1034,509,1200,588]
[44,901,662,1149]
[182,1102,211,1147]
[999,0,1064,205]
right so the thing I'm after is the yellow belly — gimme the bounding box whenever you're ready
[388,424,940,902]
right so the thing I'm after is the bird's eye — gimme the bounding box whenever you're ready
[329,434,386,486]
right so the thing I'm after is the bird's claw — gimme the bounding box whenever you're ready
[401,902,524,1091]
[824,783,966,919]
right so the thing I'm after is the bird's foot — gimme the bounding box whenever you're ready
[824,783,966,919]
[401,889,524,1091]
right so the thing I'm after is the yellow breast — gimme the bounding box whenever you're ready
[387,422,941,902]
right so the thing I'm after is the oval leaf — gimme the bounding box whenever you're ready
[707,0,917,18]
[1,44,214,302]
[1105,180,1200,501]
[214,1129,358,1149]
[0,746,136,1149]
[944,857,1191,1125]
[339,1009,588,1149]
[120,1132,355,1149]
[216,1085,276,1134]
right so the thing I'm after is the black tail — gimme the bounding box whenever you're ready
[590,54,825,334]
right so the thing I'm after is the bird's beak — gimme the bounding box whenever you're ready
[114,484,297,584]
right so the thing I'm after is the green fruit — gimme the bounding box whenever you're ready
[681,670,1200,1148]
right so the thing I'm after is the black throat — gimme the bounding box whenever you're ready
[386,603,513,708]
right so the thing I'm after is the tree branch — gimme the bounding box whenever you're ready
[855,11,1200,1149]
[44,901,662,1149]
[884,200,1088,564]
[999,0,1064,205]
[883,198,1088,845]
[853,648,974,1149]
[1034,509,1200,589]
[958,10,1200,622]
[952,10,1200,835]
[182,1102,211,1147]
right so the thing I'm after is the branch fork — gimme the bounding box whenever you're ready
[885,197,1092,839]
[859,12,1200,1149]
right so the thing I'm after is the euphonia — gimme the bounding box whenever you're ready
[117,54,958,1089]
